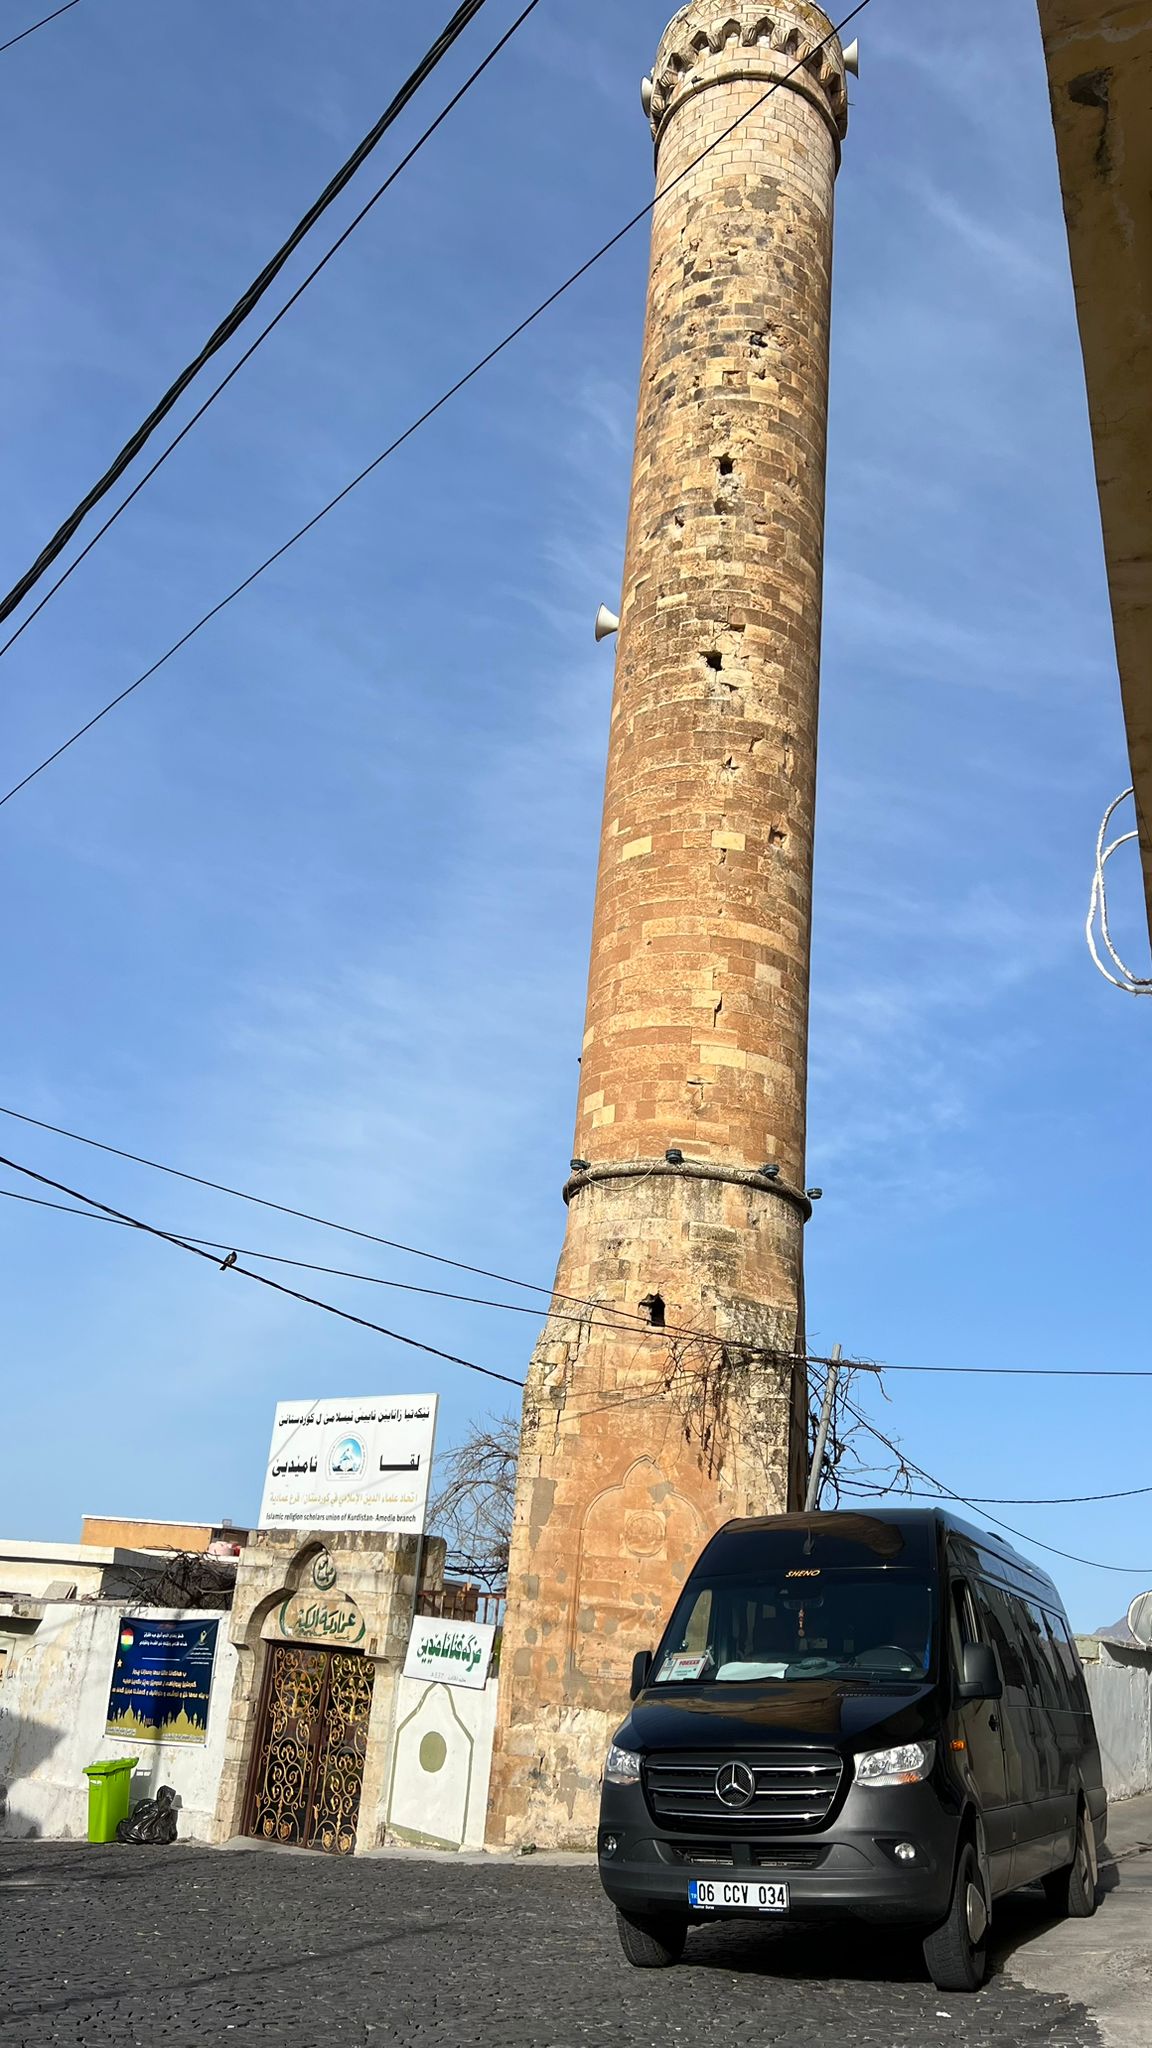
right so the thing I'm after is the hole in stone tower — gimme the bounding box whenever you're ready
[704,650,723,671]
[638,1292,666,1330]
[717,454,734,476]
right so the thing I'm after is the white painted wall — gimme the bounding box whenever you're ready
[1,1541,117,1599]
[383,1674,498,1850]
[1078,1637,1152,1802]
[0,1603,236,1841]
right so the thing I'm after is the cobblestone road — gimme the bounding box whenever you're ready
[0,1841,1099,2047]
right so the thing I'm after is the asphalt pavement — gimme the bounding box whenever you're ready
[1002,1790,1152,2048]
[6,1819,1140,2048]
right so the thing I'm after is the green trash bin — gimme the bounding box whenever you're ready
[83,1757,139,1843]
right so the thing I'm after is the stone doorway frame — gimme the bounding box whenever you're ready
[211,1530,429,1849]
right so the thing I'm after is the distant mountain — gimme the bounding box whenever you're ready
[1094,1615,1138,1645]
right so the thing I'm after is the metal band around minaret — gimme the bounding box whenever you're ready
[563,1157,813,1220]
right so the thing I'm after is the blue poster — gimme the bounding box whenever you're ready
[106,1617,219,1745]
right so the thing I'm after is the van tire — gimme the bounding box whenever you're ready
[922,1842,989,1994]
[614,1908,686,1968]
[1043,1810,1098,1919]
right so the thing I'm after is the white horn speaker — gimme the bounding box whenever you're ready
[842,38,859,76]
[640,75,654,116]
[594,605,620,642]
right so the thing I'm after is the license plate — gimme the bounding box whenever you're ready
[688,1879,789,1913]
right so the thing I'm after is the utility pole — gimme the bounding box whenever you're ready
[804,1343,842,1511]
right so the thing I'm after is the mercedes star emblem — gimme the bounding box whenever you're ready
[715,1760,756,1808]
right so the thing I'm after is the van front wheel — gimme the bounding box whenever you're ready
[1043,1810,1098,1919]
[614,1908,686,1968]
[922,1842,989,1994]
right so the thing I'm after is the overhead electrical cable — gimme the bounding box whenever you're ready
[3,1102,1152,1380]
[1085,786,1152,996]
[0,0,871,810]
[817,1374,1152,1576]
[4,1171,1147,1562]
[0,1181,676,1334]
[0,1100,662,1327]
[0,0,506,635]
[805,1348,1152,1382]
[0,1150,525,1387]
[838,1479,1152,1509]
[0,0,546,663]
[0,0,79,57]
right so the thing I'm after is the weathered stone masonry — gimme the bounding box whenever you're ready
[488,3,850,1847]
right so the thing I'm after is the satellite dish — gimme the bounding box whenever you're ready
[1127,1590,1152,1647]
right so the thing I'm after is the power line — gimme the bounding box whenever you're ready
[4,1160,1145,1565]
[0,1100,660,1328]
[0,1149,525,1388]
[807,1348,1152,1383]
[0,0,545,663]
[0,0,871,810]
[840,1480,1152,1508]
[4,1100,1152,1382]
[1086,787,1152,996]
[0,0,79,58]
[821,1373,1152,1577]
[8,1171,1148,1526]
[0,1173,792,1358]
[0,0,505,635]
[0,1180,663,1336]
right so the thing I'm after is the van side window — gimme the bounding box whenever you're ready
[950,1581,980,1649]
[1046,1612,1090,1713]
[972,1582,1027,1701]
[1020,1601,1065,1712]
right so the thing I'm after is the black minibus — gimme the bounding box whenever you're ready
[597,1508,1106,1992]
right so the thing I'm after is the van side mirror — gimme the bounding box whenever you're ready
[958,1641,1002,1702]
[630,1650,653,1699]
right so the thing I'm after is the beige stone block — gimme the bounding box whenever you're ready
[620,835,652,861]
[698,1042,748,1070]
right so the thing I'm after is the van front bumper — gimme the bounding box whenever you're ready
[597,1780,959,1926]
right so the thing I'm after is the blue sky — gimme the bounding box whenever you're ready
[1,0,1147,1631]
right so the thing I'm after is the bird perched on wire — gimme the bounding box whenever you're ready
[219,1250,238,1272]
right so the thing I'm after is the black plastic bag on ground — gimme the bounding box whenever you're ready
[115,1784,178,1845]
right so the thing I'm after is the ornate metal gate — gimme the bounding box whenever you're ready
[245,1644,375,1854]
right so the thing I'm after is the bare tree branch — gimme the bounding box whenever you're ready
[119,1551,236,1610]
[427,1413,518,1583]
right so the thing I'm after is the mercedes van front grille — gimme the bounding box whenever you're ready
[643,1749,844,1832]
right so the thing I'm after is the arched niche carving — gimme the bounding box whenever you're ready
[568,1459,706,1682]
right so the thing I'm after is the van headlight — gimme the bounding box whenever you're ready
[855,1740,935,1788]
[604,1744,642,1785]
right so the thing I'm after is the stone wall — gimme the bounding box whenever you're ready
[1078,1635,1152,1801]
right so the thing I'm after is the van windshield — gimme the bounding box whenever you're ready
[652,1569,935,1685]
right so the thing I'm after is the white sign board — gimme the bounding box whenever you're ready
[403,1616,497,1691]
[257,1395,438,1534]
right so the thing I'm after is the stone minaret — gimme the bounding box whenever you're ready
[488,1,851,1848]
